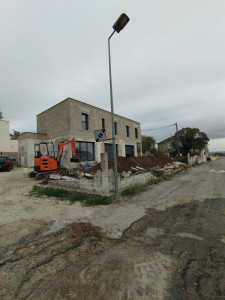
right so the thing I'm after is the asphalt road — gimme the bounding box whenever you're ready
[0,159,225,299]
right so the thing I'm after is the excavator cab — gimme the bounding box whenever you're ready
[34,142,57,173]
[30,137,80,178]
[34,142,55,159]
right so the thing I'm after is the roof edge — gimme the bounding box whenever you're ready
[37,97,140,124]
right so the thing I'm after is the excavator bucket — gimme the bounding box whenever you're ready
[70,156,80,163]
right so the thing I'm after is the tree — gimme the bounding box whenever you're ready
[171,127,209,156]
[10,130,22,140]
[141,135,156,154]
[0,110,3,120]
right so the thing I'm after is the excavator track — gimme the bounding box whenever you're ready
[28,171,56,180]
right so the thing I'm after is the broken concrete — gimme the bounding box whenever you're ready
[49,169,155,194]
[49,174,61,180]
[49,153,187,194]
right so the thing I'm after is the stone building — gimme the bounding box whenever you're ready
[19,98,141,167]
[157,136,174,156]
[0,120,18,160]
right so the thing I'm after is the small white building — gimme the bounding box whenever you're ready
[0,120,18,160]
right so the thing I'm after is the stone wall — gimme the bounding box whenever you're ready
[157,139,174,156]
[187,152,207,166]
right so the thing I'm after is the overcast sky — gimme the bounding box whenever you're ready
[1,0,225,151]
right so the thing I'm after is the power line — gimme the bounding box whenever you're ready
[142,123,176,131]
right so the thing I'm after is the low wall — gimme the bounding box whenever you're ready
[49,170,154,194]
[49,152,154,195]
[119,172,154,189]
[187,153,207,166]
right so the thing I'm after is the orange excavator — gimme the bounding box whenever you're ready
[29,137,80,179]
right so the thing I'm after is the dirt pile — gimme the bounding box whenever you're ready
[56,152,173,178]
[92,151,173,173]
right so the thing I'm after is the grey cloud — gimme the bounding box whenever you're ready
[1,0,225,149]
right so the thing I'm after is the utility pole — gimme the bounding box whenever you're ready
[175,122,180,156]
[107,13,130,199]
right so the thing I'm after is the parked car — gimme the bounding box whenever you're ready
[0,156,13,171]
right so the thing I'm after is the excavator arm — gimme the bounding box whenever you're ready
[57,137,80,165]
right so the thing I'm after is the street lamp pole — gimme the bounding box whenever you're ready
[108,30,119,198]
[107,13,130,199]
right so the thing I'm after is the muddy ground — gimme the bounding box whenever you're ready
[0,198,224,300]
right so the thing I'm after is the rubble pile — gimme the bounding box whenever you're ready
[55,152,186,180]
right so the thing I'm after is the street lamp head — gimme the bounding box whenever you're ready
[113,13,130,33]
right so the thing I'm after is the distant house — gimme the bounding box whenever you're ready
[158,135,209,163]
[157,136,175,156]
[0,120,18,160]
[18,98,142,167]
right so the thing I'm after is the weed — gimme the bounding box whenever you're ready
[29,186,111,206]
[121,183,149,196]
[83,196,111,206]
[148,177,163,185]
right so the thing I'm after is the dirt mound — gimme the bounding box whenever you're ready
[92,151,173,173]
[56,152,173,177]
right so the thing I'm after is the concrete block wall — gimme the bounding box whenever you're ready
[37,98,141,142]
[37,101,71,139]
[49,170,154,194]
[37,98,141,162]
[49,152,154,194]
[119,172,154,189]
[18,98,142,167]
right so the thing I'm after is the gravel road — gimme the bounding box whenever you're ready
[0,159,225,299]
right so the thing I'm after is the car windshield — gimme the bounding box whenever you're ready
[0,157,8,162]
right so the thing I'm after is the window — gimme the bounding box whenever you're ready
[81,113,88,130]
[76,142,94,161]
[135,128,138,138]
[102,118,105,129]
[126,125,130,137]
[114,122,117,135]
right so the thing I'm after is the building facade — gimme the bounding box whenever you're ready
[0,120,18,160]
[19,98,141,167]
[157,136,174,156]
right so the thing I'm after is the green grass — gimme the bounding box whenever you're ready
[120,183,149,196]
[121,170,182,197]
[29,186,111,206]
[29,170,182,201]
